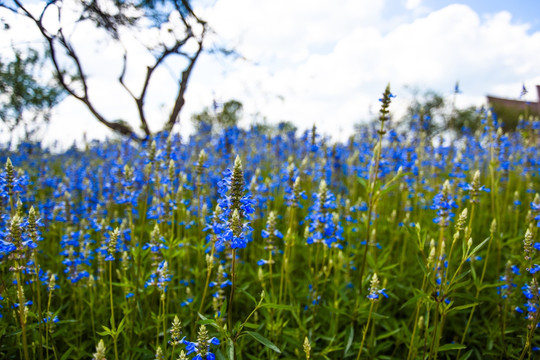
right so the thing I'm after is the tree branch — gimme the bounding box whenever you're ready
[164,28,205,133]
[4,0,210,141]
[132,33,192,136]
[11,0,142,141]
[118,48,150,138]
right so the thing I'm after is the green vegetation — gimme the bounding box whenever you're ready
[1,86,539,360]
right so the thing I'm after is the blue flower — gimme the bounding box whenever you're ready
[213,158,254,251]
[522,283,535,300]
[367,289,388,300]
[180,298,194,307]
[145,260,171,291]
[367,273,388,301]
[305,180,343,248]
[531,197,540,227]
[182,326,220,359]
[530,264,540,274]
[261,229,283,240]
[430,182,458,227]
[42,315,59,323]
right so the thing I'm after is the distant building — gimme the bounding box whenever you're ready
[487,85,540,115]
[486,85,539,130]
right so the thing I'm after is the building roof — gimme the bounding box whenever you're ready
[487,85,540,115]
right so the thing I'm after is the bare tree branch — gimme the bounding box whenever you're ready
[2,0,211,141]
[118,48,151,137]
[8,0,146,141]
[165,27,205,133]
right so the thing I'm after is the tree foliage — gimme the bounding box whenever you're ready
[0,48,65,139]
[0,0,209,141]
[402,88,482,137]
[191,100,298,138]
[191,99,244,134]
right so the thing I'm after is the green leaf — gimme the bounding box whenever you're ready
[320,345,343,355]
[448,303,479,313]
[415,253,428,276]
[480,281,505,291]
[438,343,466,351]
[246,331,281,353]
[400,291,428,310]
[461,349,474,360]
[220,299,228,320]
[377,181,400,198]
[375,327,401,340]
[344,325,354,355]
[60,348,73,360]
[470,262,477,283]
[227,338,235,360]
[370,312,389,320]
[117,317,126,335]
[239,287,258,305]
[469,237,490,258]
[243,322,260,329]
[358,177,368,190]
[98,325,112,337]
[261,303,294,311]
[215,349,226,360]
[198,319,220,329]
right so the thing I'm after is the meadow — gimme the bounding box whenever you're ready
[1,87,540,359]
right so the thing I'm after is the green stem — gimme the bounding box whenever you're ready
[162,292,167,349]
[109,261,119,360]
[156,292,161,347]
[198,245,215,315]
[519,278,540,360]
[46,285,53,360]
[15,266,30,360]
[90,284,96,342]
[228,249,237,332]
[359,122,384,289]
[33,250,44,360]
[356,301,375,360]
[135,187,150,307]
[281,206,296,303]
[233,295,265,342]
[407,275,427,360]
[429,302,440,360]
[457,225,494,358]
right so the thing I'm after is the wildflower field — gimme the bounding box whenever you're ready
[1,88,540,360]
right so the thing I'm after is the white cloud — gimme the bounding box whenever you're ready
[2,1,540,146]
[405,0,422,10]
[187,2,540,141]
[202,0,386,64]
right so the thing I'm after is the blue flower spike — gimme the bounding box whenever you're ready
[182,325,220,360]
[367,273,388,301]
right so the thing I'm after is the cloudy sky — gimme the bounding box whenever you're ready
[2,0,540,146]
